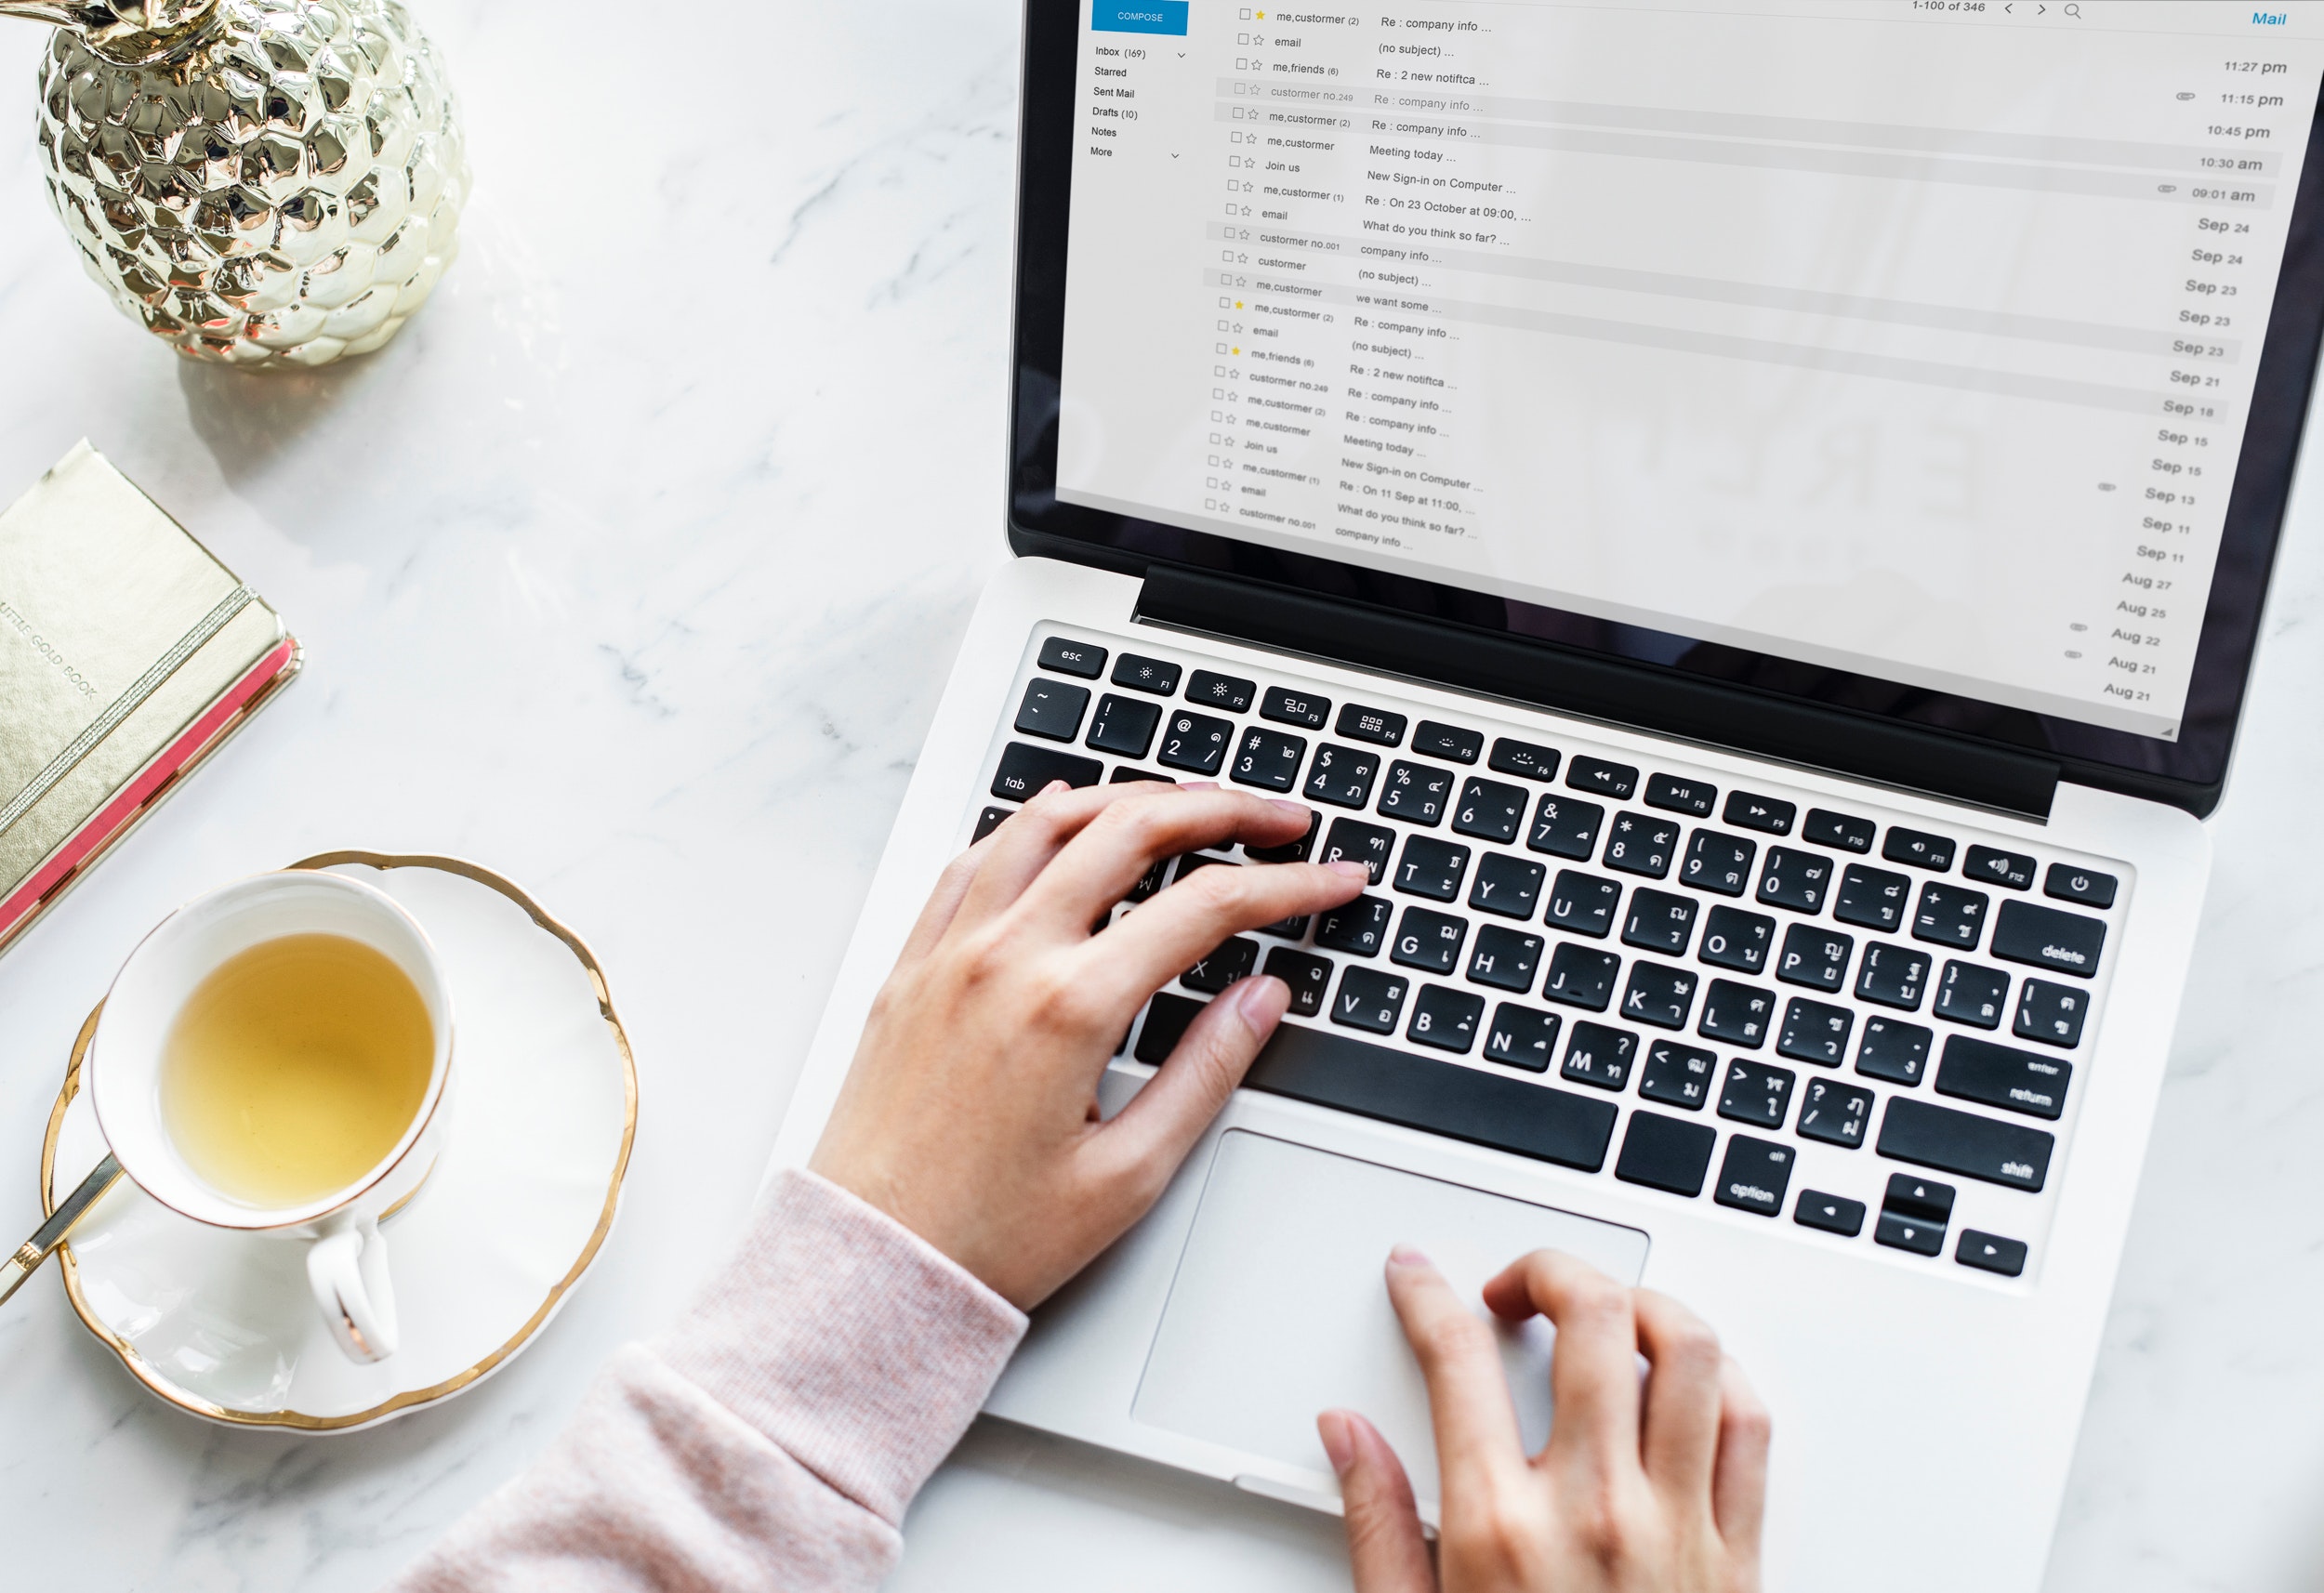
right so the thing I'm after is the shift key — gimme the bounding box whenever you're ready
[1878,1097,2053,1192]
[1990,900,2106,979]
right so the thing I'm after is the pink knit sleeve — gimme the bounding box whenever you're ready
[385,1168,1028,1593]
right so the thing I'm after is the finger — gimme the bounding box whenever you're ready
[1481,1250,1641,1478]
[1072,859,1366,1010]
[1099,975,1287,1191]
[893,836,997,973]
[1710,1355,1772,1558]
[1013,785,1325,928]
[1384,1247,1530,1507]
[1319,1410,1436,1593]
[954,779,1193,931]
[1631,1289,1727,1500]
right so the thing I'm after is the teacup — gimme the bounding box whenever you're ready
[87,871,454,1364]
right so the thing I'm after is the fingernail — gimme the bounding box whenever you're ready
[1316,1410,1354,1476]
[1388,1244,1430,1269]
[1267,798,1310,819]
[1231,974,1290,1029]
[1325,860,1369,880]
[1186,780,1220,790]
[1038,779,1068,797]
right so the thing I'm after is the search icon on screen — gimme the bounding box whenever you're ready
[2062,2,2080,13]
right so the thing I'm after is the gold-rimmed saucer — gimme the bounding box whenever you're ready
[39,854,639,1430]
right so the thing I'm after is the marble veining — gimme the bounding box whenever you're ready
[0,4,2320,1589]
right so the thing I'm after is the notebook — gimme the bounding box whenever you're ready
[0,442,301,954]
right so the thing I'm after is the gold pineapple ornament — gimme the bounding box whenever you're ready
[4,0,468,367]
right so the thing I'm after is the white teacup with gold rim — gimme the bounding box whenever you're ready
[88,871,454,1365]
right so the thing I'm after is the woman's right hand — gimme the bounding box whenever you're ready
[1318,1248,1769,1593]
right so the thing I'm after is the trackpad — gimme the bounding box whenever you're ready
[1133,1130,1649,1505]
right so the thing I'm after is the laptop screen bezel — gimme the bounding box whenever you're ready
[1004,0,2324,817]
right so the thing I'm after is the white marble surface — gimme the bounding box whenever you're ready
[0,4,2320,1588]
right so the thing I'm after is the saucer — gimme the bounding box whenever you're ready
[39,853,639,1431]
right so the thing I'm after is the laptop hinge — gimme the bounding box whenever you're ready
[1134,566,2061,820]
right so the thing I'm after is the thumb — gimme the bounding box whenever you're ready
[1103,974,1288,1175]
[1320,1410,1436,1592]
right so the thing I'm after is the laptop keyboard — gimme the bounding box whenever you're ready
[976,628,2126,1285]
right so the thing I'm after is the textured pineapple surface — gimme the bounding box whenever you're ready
[33,0,468,367]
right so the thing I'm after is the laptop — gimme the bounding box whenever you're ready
[765,4,2324,1586]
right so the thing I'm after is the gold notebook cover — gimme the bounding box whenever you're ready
[0,441,301,953]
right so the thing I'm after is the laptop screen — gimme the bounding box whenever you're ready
[1014,0,2324,799]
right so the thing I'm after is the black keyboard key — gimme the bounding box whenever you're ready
[1112,653,1182,695]
[1991,900,2106,979]
[1488,737,1560,782]
[1797,1077,1873,1148]
[1413,720,1484,764]
[1697,906,1776,974]
[1833,864,1911,933]
[1543,942,1621,1009]
[1183,936,1261,994]
[1248,1020,1619,1172]
[1246,809,1321,864]
[1262,948,1333,1017]
[1393,835,1472,902]
[1332,966,1410,1033]
[1015,678,1091,742]
[1777,997,1853,1066]
[1644,773,1716,818]
[1713,1136,1794,1216]
[1855,1017,1933,1086]
[1794,1191,1866,1237]
[991,742,1103,800]
[1802,809,1875,853]
[1037,636,1107,678]
[1623,889,1697,955]
[1561,1020,1638,1090]
[1261,685,1331,729]
[1882,826,1957,872]
[1678,830,1757,898]
[1336,704,1406,746]
[1526,795,1605,860]
[1260,915,1312,940]
[1639,1040,1718,1110]
[1469,852,1546,920]
[1723,791,1795,836]
[1936,1034,2071,1121]
[1467,925,1544,993]
[1391,906,1469,974]
[1878,1099,2053,1191]
[1619,961,1698,1030]
[1875,1172,1955,1255]
[1699,980,1775,1049]
[1912,882,1990,950]
[1546,870,1622,938]
[1451,777,1528,844]
[1855,942,1931,1011]
[1229,727,1307,793]
[1963,846,2036,891]
[1087,692,1163,758]
[1322,819,1396,886]
[1776,924,1853,992]
[1110,767,1173,784]
[1135,991,1204,1063]
[1305,744,1382,809]
[1934,961,2009,1030]
[1407,983,1486,1053]
[1566,756,1638,800]
[1157,711,1234,775]
[1379,760,1455,825]
[1483,1003,1561,1072]
[2014,979,2090,1049]
[1125,854,1171,903]
[1616,1112,1718,1196]
[1956,1230,2028,1278]
[2044,863,2119,910]
[972,805,1011,843]
[1186,669,1255,713]
[1718,1058,1795,1127]
[1757,848,1834,914]
[1173,853,1235,886]
[1315,894,1393,957]
[1603,811,1680,878]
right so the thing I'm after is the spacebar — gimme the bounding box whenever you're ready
[1245,1020,1620,1173]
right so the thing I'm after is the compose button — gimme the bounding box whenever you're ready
[1093,1,1189,33]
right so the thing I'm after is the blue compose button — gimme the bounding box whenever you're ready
[1094,1,1188,34]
